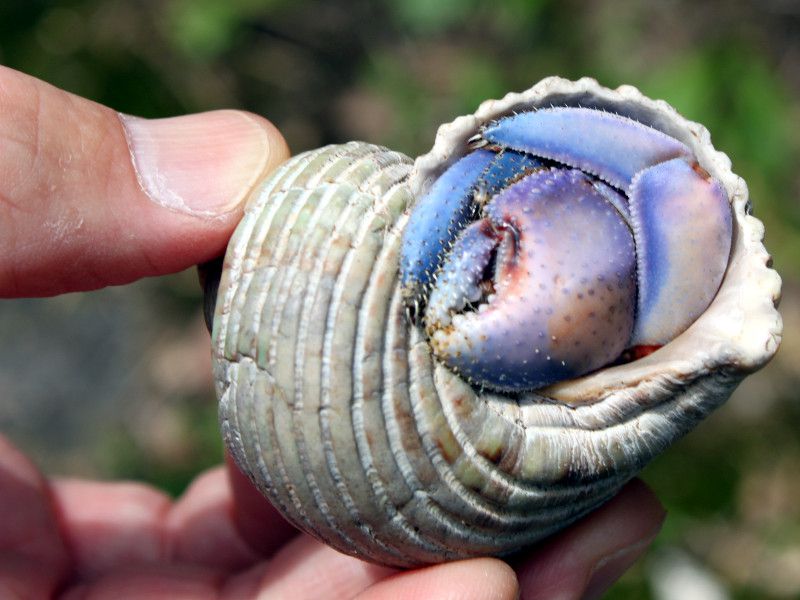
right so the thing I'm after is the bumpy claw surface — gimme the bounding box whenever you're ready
[400,107,733,391]
[481,107,692,192]
[426,168,636,390]
[400,149,494,302]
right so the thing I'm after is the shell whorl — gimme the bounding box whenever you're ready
[211,78,782,567]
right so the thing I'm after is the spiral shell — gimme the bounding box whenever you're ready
[211,77,782,567]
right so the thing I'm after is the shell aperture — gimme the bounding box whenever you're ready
[400,107,733,391]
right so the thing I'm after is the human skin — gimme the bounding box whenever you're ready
[0,65,665,600]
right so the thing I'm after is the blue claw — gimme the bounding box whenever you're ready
[629,158,732,345]
[400,149,494,302]
[427,169,637,391]
[400,148,544,305]
[481,107,692,192]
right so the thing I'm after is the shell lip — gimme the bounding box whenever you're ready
[409,76,782,406]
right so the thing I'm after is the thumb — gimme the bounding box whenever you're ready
[0,66,290,297]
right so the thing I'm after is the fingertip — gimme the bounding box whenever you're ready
[51,479,172,578]
[0,435,70,584]
[355,558,519,600]
[166,466,257,570]
[225,453,298,557]
[616,478,667,528]
[514,479,665,600]
[250,111,292,176]
[0,66,293,295]
[121,109,290,217]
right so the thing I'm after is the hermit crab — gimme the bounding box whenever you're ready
[401,106,731,391]
[208,77,781,567]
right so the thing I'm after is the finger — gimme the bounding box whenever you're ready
[59,564,223,600]
[0,435,70,597]
[166,466,258,571]
[354,558,519,600]
[232,535,396,600]
[514,479,666,600]
[225,453,298,557]
[51,478,172,579]
[0,65,290,297]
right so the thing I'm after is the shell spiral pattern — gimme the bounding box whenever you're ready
[211,78,782,567]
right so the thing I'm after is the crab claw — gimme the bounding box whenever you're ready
[400,148,544,305]
[426,168,636,391]
[481,107,692,193]
[400,149,494,303]
[629,158,732,345]
[482,106,732,347]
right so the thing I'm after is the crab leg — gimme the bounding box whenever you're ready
[481,107,692,193]
[474,149,546,202]
[400,149,494,302]
[628,158,732,345]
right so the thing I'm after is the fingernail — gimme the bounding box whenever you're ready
[120,110,271,216]
[582,538,651,600]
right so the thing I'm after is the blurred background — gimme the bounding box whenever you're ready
[0,0,797,597]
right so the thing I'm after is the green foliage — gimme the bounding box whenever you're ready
[390,0,478,34]
[166,0,286,59]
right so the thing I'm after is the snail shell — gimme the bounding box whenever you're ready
[211,77,782,567]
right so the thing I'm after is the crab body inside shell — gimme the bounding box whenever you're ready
[400,107,732,392]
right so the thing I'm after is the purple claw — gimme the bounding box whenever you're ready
[427,169,637,391]
[592,179,631,225]
[629,158,732,345]
[481,107,692,192]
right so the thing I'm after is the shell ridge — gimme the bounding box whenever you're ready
[439,389,631,499]
[242,184,330,364]
[382,323,427,493]
[258,183,364,548]
[351,202,458,560]
[233,356,317,533]
[224,146,337,360]
[262,186,344,366]
[313,150,421,562]
[216,169,328,540]
[212,153,298,355]
[304,190,407,559]
[332,154,447,561]
[220,183,287,360]
[403,352,590,535]
[288,181,376,554]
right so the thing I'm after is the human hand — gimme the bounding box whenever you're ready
[0,66,665,599]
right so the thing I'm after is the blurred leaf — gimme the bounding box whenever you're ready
[101,398,222,497]
[452,54,507,112]
[166,0,284,59]
[390,0,478,34]
[642,46,800,276]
